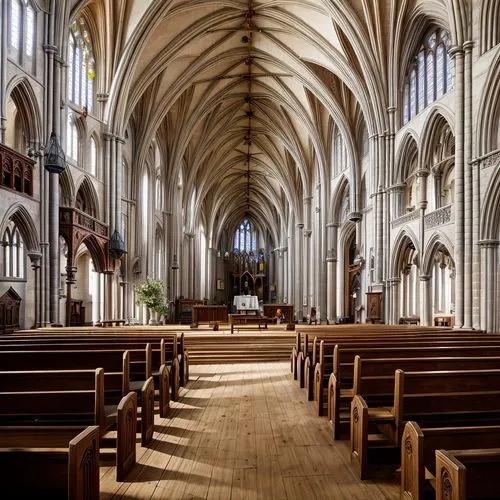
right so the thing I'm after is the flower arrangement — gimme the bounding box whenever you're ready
[135,277,169,318]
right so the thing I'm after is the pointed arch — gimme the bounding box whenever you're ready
[481,160,500,241]
[476,49,500,155]
[395,131,420,184]
[0,203,40,253]
[5,76,42,149]
[78,234,107,273]
[59,169,75,207]
[422,231,455,276]
[390,228,421,278]
[328,174,350,223]
[75,175,100,219]
[420,107,455,170]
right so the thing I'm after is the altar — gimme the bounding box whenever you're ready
[233,295,259,313]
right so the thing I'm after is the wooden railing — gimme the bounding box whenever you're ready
[0,143,35,197]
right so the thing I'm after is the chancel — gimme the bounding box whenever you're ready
[2,0,500,498]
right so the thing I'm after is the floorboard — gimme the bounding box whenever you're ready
[102,362,399,499]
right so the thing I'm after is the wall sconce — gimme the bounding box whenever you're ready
[27,143,44,159]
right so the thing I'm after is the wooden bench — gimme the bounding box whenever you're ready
[402,421,500,500]
[0,331,187,401]
[435,448,500,500]
[0,349,154,447]
[299,328,467,396]
[0,339,173,417]
[0,425,100,499]
[351,368,500,479]
[328,343,500,439]
[228,314,273,334]
[0,368,137,481]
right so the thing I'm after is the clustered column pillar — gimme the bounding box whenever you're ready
[326,223,338,323]
[480,240,499,333]
[450,45,465,328]
[419,274,432,326]
[0,0,7,142]
[463,40,474,329]
[295,223,304,321]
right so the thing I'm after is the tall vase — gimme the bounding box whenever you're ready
[148,310,158,325]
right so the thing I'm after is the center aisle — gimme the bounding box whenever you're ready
[101,362,399,499]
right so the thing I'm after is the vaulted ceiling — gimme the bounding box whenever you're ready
[75,0,458,247]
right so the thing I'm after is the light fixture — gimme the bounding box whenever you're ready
[27,143,44,159]
[109,229,126,260]
[44,132,67,174]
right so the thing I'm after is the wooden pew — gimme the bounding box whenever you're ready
[0,368,136,481]
[350,368,500,479]
[291,326,453,382]
[0,333,182,406]
[402,421,500,500]
[0,349,154,447]
[328,354,500,442]
[328,343,500,439]
[435,448,500,500]
[0,425,100,500]
[304,331,488,399]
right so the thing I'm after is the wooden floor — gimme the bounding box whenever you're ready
[101,362,399,499]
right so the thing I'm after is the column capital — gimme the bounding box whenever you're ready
[463,40,474,52]
[347,211,362,222]
[326,222,340,228]
[43,44,58,55]
[303,230,312,238]
[115,135,126,144]
[103,132,115,141]
[387,277,401,284]
[416,168,429,178]
[27,251,42,269]
[296,223,304,229]
[419,274,432,282]
[387,183,405,193]
[448,45,464,58]
[478,239,500,248]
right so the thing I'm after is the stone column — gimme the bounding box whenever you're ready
[472,157,482,329]
[432,167,442,208]
[0,0,7,142]
[326,223,338,323]
[463,41,473,328]
[115,136,125,233]
[479,240,499,332]
[449,45,465,328]
[28,252,42,327]
[388,277,401,324]
[375,134,386,284]
[103,133,113,225]
[65,265,77,326]
[419,274,432,326]
[295,223,304,321]
[104,271,113,321]
[186,233,195,298]
[303,197,312,312]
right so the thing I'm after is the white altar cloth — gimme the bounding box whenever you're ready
[233,295,259,311]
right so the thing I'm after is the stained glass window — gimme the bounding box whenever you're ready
[68,16,95,113]
[234,219,257,253]
[9,1,21,49]
[403,28,451,124]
